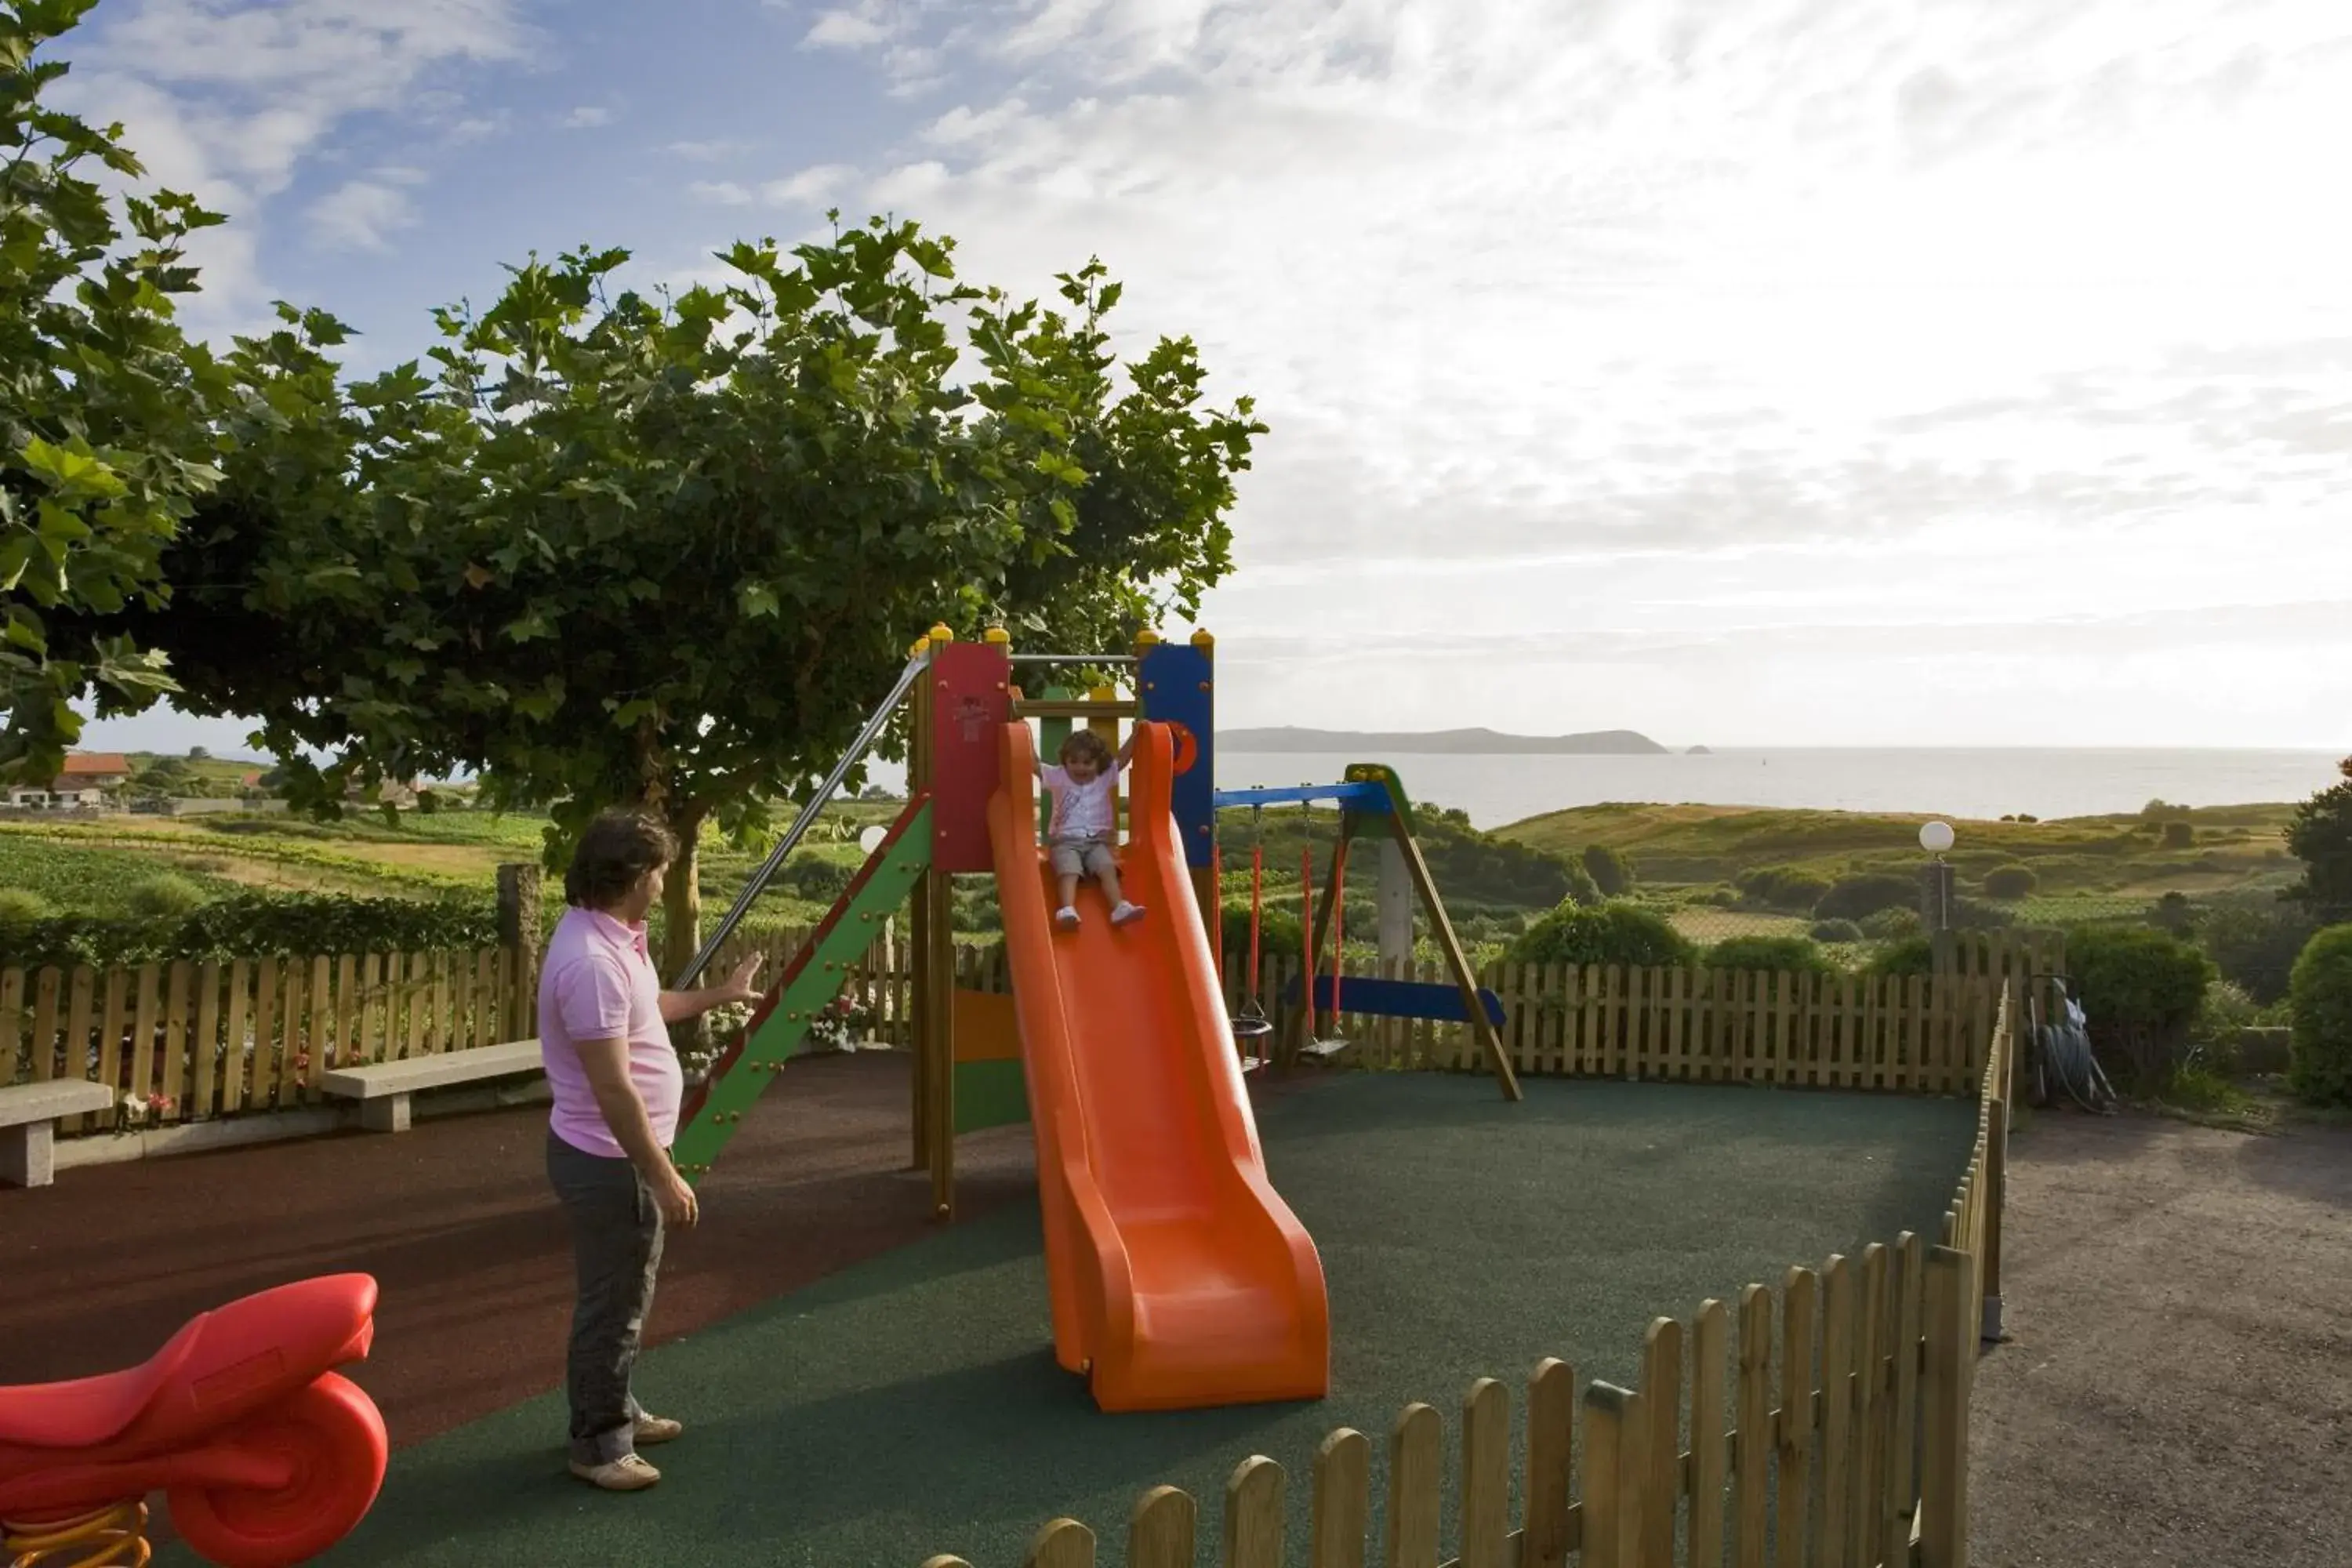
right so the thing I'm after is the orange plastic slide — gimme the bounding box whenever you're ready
[986,720,1330,1413]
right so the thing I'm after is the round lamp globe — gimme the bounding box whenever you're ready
[1919,821,1955,855]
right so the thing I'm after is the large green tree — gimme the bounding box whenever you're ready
[71,222,1263,975]
[1,0,234,780]
[2286,756,2352,922]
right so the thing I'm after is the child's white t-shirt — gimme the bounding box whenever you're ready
[1041,766,1116,842]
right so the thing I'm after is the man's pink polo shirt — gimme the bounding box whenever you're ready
[538,905,681,1159]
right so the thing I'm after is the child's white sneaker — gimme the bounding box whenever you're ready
[1054,906,1081,930]
[1110,901,1145,926]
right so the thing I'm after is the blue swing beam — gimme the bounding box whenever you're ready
[1216,778,1503,1033]
[1210,782,1394,813]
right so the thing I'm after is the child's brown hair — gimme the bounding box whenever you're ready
[1058,730,1113,770]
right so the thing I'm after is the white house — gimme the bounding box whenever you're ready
[5,752,131,810]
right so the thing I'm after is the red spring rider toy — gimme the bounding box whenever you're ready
[0,1273,388,1567]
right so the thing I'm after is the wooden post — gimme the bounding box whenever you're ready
[495,862,543,1040]
[1920,861,1955,935]
[924,867,955,1220]
[1918,1246,1974,1568]
[908,631,937,1174]
[1377,837,1412,971]
[1380,808,1521,1100]
[1982,1094,2007,1342]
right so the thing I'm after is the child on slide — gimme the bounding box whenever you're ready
[1038,730,1145,930]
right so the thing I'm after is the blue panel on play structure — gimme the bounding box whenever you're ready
[1139,639,1215,869]
[1280,975,1507,1026]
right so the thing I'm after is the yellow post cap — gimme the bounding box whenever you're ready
[928,622,955,644]
[1189,628,1215,651]
[1134,628,1163,649]
[982,624,1011,645]
[909,635,932,657]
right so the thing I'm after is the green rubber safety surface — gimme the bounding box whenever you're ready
[285,1076,1973,1568]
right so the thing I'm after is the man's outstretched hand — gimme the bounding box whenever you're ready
[719,953,766,1005]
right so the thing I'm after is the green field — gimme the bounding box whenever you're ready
[2,788,2303,957]
[1495,801,2299,907]
[0,798,903,931]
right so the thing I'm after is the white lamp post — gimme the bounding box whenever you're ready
[1918,821,1955,932]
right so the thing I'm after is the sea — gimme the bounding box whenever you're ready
[1208,749,2346,831]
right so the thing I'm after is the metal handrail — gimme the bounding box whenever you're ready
[673,648,932,987]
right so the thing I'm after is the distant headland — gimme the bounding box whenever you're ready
[1218,726,1671,756]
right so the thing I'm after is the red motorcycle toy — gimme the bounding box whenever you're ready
[0,1273,388,1567]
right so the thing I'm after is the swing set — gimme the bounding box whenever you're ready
[1215,768,1520,1099]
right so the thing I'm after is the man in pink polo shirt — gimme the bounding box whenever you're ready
[539,809,764,1492]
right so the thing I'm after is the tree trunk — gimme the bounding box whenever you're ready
[662,800,710,1062]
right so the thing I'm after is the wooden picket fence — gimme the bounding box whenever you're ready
[6,923,2049,1137]
[2,948,527,1135]
[915,989,2020,1568]
[701,924,2024,1100]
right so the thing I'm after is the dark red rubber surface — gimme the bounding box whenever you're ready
[0,1051,1040,1450]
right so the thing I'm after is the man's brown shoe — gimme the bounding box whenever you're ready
[569,1453,662,1491]
[633,1414,684,1446]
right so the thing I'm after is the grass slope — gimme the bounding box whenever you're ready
[1496,802,2299,902]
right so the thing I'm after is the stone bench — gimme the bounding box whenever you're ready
[1,1080,117,1189]
[320,1040,545,1133]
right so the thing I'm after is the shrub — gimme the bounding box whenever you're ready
[1581,844,1634,897]
[1809,919,1865,944]
[1981,864,2038,900]
[1859,906,1923,941]
[125,874,210,920]
[1865,937,1934,979]
[1508,900,1694,970]
[779,853,855,903]
[2287,924,2352,1106]
[951,880,1003,934]
[1704,935,1838,975]
[2201,898,2320,1004]
[2188,980,2259,1076]
[2144,891,2198,936]
[0,889,53,930]
[0,891,502,970]
[1948,897,2016,931]
[1814,874,1916,924]
[1736,866,1833,913]
[2161,821,2195,849]
[2067,925,2215,1092]
[1221,902,1303,971]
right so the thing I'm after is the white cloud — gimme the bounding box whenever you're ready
[689,180,757,206]
[778,0,2352,743]
[309,167,426,252]
[54,0,528,335]
[563,104,614,128]
[670,137,749,161]
[764,162,857,205]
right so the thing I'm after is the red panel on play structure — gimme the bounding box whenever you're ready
[929,640,1012,873]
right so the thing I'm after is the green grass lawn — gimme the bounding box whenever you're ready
[276,1075,1975,1568]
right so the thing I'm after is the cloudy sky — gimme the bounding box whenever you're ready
[54,0,2352,755]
